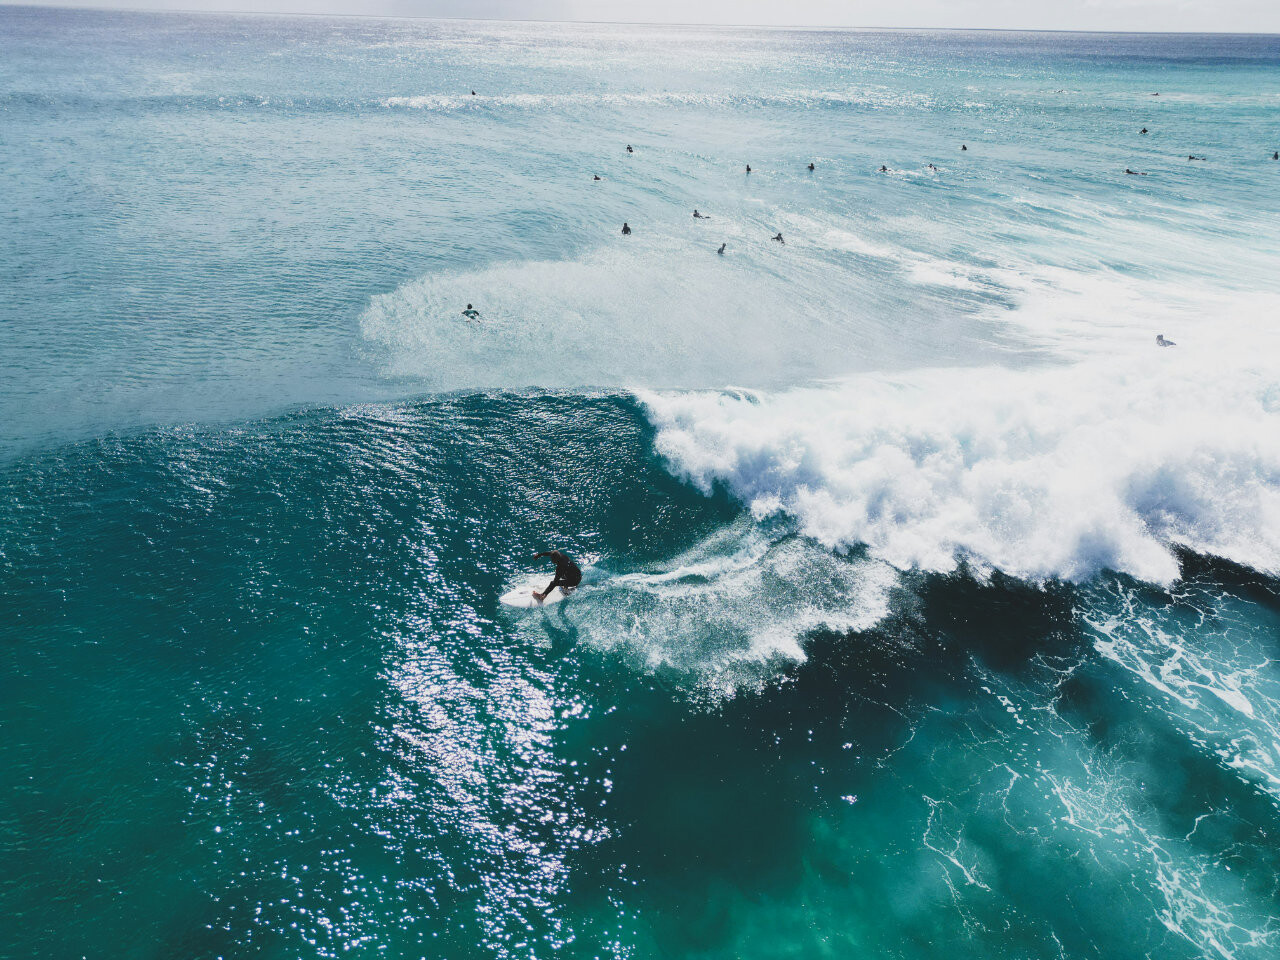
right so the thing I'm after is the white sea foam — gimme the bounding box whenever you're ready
[640,345,1280,585]
[895,654,1280,960]
[1080,577,1280,798]
[357,230,991,392]
[508,520,896,690]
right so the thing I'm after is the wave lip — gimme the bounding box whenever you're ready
[641,353,1280,587]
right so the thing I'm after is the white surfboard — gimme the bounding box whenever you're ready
[500,577,570,609]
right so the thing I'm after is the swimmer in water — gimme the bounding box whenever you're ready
[1125,168,1147,176]
[626,144,633,153]
[693,209,709,219]
[927,163,938,171]
[593,174,602,180]
[808,162,815,171]
[717,243,725,255]
[1273,151,1278,160]
[531,550,582,603]
[1140,127,1148,134]
[621,222,631,235]
[471,90,476,96]
[1156,334,1176,347]
[879,165,889,173]
[771,232,784,244]
[1187,155,1206,161]
[961,144,967,151]
[746,164,752,173]
[462,304,480,320]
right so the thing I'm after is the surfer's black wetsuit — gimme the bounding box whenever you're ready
[534,550,582,596]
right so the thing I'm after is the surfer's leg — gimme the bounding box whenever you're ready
[535,577,567,601]
[539,575,578,600]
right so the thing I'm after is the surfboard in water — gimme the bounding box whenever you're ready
[500,577,569,609]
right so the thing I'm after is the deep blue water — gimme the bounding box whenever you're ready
[3,8,1280,959]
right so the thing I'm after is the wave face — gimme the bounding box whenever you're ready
[7,394,1280,960]
[6,9,1280,960]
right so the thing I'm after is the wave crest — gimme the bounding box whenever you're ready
[641,354,1280,586]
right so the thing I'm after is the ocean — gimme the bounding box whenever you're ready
[3,7,1280,959]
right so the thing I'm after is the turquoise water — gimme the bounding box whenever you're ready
[4,8,1280,959]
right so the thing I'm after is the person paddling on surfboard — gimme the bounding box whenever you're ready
[532,550,582,603]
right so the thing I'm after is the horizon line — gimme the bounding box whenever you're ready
[5,1,1280,37]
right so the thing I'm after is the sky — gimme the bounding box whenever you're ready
[5,0,1279,33]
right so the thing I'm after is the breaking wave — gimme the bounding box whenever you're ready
[641,349,1280,586]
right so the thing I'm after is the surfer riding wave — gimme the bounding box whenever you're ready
[532,550,582,602]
